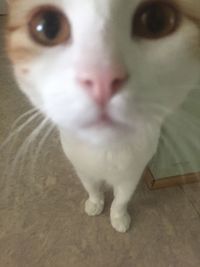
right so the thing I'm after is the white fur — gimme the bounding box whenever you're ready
[12,0,200,232]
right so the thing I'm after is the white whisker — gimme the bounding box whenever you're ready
[9,108,38,131]
[7,117,50,180]
[0,110,40,151]
[30,123,55,181]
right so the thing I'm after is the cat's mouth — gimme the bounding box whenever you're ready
[83,113,116,128]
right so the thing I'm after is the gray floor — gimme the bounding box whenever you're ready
[0,16,200,267]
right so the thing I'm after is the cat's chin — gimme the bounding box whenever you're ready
[77,129,129,146]
[64,122,134,146]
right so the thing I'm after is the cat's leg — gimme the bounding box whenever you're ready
[79,174,105,216]
[110,180,138,233]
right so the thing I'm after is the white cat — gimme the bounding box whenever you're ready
[6,0,200,232]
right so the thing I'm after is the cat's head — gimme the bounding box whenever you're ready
[6,0,200,144]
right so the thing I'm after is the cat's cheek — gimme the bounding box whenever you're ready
[42,98,99,131]
[108,92,137,127]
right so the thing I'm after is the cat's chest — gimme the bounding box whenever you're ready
[59,129,159,181]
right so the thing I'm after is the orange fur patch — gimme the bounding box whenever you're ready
[7,25,24,33]
[7,45,41,63]
[21,68,29,74]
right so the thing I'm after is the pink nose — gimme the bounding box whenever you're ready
[77,68,128,106]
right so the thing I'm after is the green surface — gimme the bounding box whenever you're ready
[150,88,200,179]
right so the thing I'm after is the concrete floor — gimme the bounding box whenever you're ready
[0,16,200,267]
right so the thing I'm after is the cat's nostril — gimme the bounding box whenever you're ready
[112,77,127,92]
[80,76,127,92]
[82,79,94,90]
[77,68,128,105]
[79,73,128,90]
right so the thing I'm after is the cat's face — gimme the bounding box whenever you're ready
[6,0,200,144]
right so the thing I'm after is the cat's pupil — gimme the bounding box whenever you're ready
[144,6,168,34]
[37,11,61,40]
[133,2,180,39]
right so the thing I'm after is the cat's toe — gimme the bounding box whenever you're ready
[110,213,131,233]
[85,199,104,216]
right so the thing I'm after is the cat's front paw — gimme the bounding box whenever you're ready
[85,198,104,216]
[110,213,131,233]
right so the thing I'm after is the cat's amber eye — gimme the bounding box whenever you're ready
[29,6,70,46]
[133,1,180,39]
